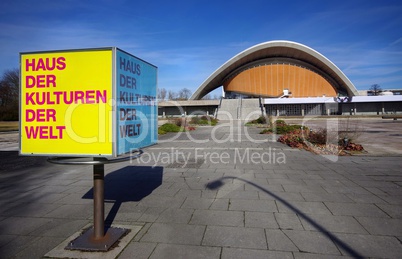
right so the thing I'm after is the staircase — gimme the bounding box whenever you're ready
[216,98,262,121]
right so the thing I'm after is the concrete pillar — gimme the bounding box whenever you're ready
[354,103,357,115]
[382,102,385,114]
[301,105,305,116]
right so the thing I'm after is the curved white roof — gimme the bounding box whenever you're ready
[190,40,359,100]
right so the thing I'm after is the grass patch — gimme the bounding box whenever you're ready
[0,121,19,132]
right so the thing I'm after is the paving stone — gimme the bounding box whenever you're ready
[13,236,65,259]
[345,193,387,204]
[203,226,267,249]
[323,186,371,195]
[151,188,178,197]
[377,194,402,205]
[245,183,285,193]
[150,243,221,259]
[118,242,157,259]
[261,191,305,202]
[0,235,41,258]
[217,190,258,199]
[277,201,332,215]
[174,189,202,198]
[229,199,277,212]
[1,202,62,217]
[299,214,368,234]
[355,217,402,236]
[190,209,243,227]
[137,207,166,222]
[283,230,341,255]
[222,247,293,259]
[141,223,205,245]
[334,233,402,258]
[0,217,52,235]
[274,213,304,230]
[209,198,229,210]
[268,179,304,185]
[138,196,186,208]
[282,184,327,193]
[201,190,218,198]
[213,183,245,192]
[325,202,389,217]
[375,203,402,218]
[245,212,278,229]
[29,218,88,237]
[181,197,214,209]
[156,208,194,224]
[0,234,15,248]
[43,204,93,219]
[293,252,354,259]
[265,229,298,251]
[301,192,353,203]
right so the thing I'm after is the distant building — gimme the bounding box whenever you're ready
[191,40,358,100]
[159,41,402,118]
[359,89,402,96]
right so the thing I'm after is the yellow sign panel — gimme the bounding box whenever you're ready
[20,49,114,156]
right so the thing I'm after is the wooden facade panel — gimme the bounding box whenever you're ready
[224,64,337,97]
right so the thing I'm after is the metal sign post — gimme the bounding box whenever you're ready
[48,151,142,251]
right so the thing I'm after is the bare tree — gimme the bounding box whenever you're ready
[213,94,221,100]
[0,68,19,120]
[369,84,382,96]
[158,88,167,101]
[168,90,176,100]
[202,94,211,100]
[177,88,192,100]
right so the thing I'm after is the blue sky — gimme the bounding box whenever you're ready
[1,0,401,95]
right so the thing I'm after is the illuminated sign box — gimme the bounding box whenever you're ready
[20,48,157,156]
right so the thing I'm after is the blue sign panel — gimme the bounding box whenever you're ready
[116,49,157,155]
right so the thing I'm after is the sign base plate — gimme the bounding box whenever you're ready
[65,227,128,252]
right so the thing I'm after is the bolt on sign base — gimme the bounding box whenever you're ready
[65,227,129,252]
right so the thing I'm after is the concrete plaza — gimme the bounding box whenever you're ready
[0,120,402,258]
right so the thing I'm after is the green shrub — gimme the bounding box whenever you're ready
[159,123,183,133]
[190,115,218,126]
[276,124,304,134]
[158,128,167,135]
[260,128,273,134]
[273,119,286,127]
[259,119,307,134]
[246,116,266,125]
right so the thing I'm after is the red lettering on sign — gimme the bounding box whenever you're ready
[25,109,56,122]
[25,75,56,88]
[25,125,66,139]
[25,57,66,71]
